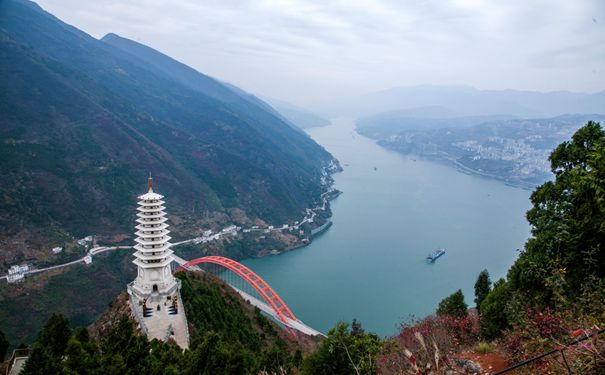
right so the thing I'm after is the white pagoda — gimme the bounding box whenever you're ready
[127,176,189,348]
[128,175,179,299]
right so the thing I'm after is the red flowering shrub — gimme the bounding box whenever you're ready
[501,306,605,374]
[377,313,480,374]
[526,307,565,338]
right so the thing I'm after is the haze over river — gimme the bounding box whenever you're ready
[243,118,532,337]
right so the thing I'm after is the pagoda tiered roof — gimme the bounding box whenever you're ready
[134,230,170,239]
[137,205,166,213]
[138,191,164,201]
[136,211,167,219]
[136,216,168,225]
[134,236,173,246]
[133,249,174,261]
[133,242,172,253]
[135,223,169,231]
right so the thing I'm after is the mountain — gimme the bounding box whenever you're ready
[262,97,331,129]
[100,33,300,129]
[328,85,605,118]
[100,33,315,137]
[0,0,336,264]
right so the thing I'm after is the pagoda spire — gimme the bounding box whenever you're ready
[148,173,153,192]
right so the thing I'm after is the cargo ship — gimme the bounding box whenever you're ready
[427,248,446,262]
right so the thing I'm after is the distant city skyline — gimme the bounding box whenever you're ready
[36,0,605,109]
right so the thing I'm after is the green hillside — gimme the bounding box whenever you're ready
[0,0,335,265]
[13,271,312,374]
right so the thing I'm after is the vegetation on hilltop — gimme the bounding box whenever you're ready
[16,271,312,374]
[475,121,605,372]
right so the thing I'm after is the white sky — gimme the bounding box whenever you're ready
[36,0,605,109]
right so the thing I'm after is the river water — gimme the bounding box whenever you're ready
[243,118,532,337]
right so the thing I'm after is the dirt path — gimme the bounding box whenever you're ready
[460,350,509,374]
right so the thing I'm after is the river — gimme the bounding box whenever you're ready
[243,118,532,337]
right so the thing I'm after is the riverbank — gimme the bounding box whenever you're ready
[373,142,542,190]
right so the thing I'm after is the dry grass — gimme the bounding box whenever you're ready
[475,341,494,354]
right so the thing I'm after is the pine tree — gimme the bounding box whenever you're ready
[474,269,491,313]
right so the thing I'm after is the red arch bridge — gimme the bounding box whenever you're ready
[173,255,325,337]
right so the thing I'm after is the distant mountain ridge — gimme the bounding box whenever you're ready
[0,0,335,263]
[328,85,605,118]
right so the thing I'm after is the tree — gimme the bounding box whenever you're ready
[474,121,605,340]
[479,278,511,339]
[436,290,468,318]
[474,269,491,313]
[302,321,383,375]
[22,314,72,375]
[0,329,8,361]
[35,314,72,357]
[22,343,62,375]
[508,121,605,301]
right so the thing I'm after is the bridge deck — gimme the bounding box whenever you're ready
[232,287,325,337]
[172,255,324,337]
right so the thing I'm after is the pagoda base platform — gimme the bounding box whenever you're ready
[128,278,180,303]
[127,285,189,349]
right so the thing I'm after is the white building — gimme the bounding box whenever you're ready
[127,176,189,349]
[7,264,29,284]
[128,177,179,300]
[8,264,29,276]
[52,247,63,254]
[7,273,25,283]
[223,225,237,233]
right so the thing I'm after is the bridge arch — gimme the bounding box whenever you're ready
[175,256,296,325]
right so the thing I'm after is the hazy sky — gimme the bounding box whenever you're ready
[36,0,605,109]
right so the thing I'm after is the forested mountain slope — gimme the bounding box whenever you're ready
[0,0,335,263]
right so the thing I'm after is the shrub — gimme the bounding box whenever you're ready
[378,313,480,374]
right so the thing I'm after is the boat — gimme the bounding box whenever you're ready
[427,248,446,262]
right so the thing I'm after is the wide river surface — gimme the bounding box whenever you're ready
[243,118,532,337]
